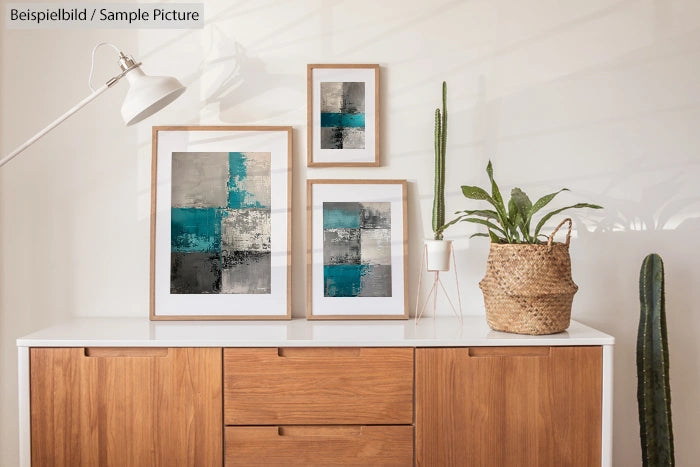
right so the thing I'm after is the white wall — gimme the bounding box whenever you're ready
[2,0,699,464]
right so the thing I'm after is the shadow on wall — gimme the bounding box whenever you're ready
[593,162,700,232]
[572,161,700,465]
[193,28,303,122]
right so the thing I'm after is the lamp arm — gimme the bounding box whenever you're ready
[0,82,113,169]
[1,43,184,169]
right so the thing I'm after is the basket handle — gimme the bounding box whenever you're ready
[547,218,573,249]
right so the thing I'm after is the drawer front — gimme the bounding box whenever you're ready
[224,347,413,425]
[225,425,413,466]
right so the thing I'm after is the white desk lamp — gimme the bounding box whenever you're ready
[0,42,186,168]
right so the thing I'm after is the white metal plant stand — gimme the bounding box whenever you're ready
[415,242,463,324]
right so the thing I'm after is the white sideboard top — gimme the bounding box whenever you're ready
[16,316,614,347]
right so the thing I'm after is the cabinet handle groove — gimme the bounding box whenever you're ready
[277,347,361,358]
[84,347,169,358]
[277,426,363,437]
[468,347,550,358]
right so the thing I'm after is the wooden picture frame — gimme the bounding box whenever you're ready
[306,179,408,319]
[307,64,380,167]
[150,126,292,320]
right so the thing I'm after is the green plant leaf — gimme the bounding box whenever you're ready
[511,188,533,232]
[486,161,503,206]
[460,217,506,235]
[460,184,511,240]
[529,188,569,220]
[455,209,499,220]
[511,188,532,212]
[485,161,510,239]
[527,188,570,241]
[434,214,467,237]
[515,211,531,243]
[461,185,494,202]
[510,229,522,243]
[508,197,518,224]
[469,232,491,239]
[488,230,502,243]
[507,198,522,242]
[533,203,604,238]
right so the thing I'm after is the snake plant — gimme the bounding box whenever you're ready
[442,160,602,243]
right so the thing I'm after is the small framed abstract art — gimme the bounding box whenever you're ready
[150,126,292,320]
[306,179,408,319]
[307,64,380,167]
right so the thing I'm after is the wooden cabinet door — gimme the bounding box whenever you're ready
[416,346,602,467]
[30,347,222,467]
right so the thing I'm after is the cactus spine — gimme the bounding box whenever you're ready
[432,81,447,240]
[637,253,674,466]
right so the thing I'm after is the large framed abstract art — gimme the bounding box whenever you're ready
[150,126,292,320]
[307,64,379,167]
[306,180,408,319]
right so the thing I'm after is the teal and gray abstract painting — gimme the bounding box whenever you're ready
[320,82,365,149]
[323,202,391,297]
[170,152,271,294]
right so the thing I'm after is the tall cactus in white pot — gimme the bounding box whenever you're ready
[426,81,451,271]
[416,81,462,323]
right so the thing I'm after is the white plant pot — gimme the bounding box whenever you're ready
[425,239,452,272]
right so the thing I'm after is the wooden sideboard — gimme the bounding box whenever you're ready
[17,318,614,466]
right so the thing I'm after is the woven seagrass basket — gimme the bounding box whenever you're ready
[479,218,578,335]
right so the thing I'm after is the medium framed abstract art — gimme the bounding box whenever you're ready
[150,126,292,320]
[306,179,408,319]
[307,64,379,167]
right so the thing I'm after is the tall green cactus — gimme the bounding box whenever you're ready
[637,253,674,466]
[432,81,447,240]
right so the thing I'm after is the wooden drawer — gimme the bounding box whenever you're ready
[224,347,413,425]
[224,425,414,466]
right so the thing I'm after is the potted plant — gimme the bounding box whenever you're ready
[416,81,464,324]
[451,160,603,334]
[426,81,451,271]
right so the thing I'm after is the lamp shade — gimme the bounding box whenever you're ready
[120,67,186,125]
